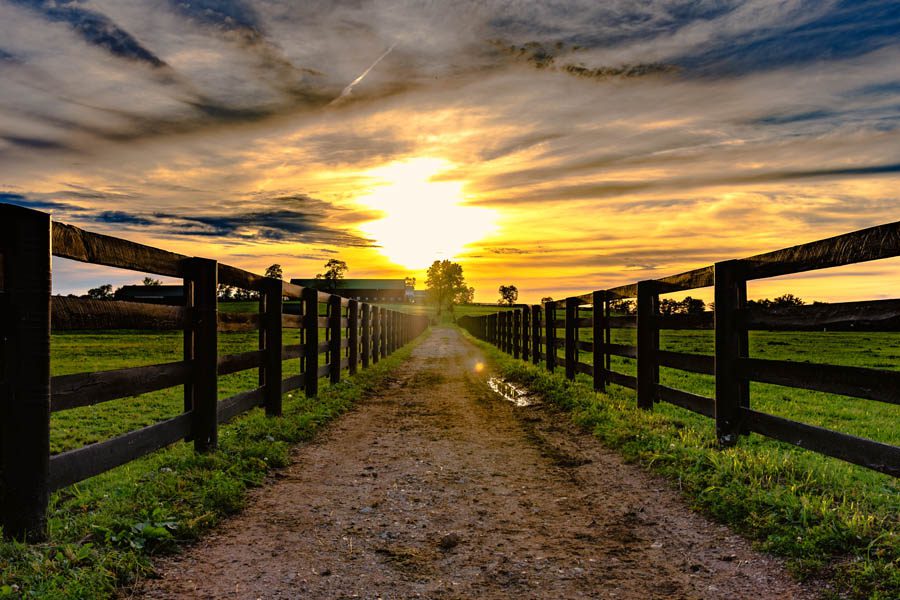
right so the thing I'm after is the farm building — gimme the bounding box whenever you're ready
[291,278,413,303]
[115,284,185,305]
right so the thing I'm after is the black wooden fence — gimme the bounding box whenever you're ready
[0,204,429,540]
[460,221,900,478]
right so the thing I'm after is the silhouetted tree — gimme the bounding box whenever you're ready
[425,260,470,317]
[498,284,519,306]
[142,277,162,286]
[86,284,113,300]
[265,264,283,280]
[316,259,348,283]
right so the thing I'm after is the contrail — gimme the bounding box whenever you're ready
[330,43,396,105]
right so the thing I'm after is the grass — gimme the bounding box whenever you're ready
[0,328,424,599]
[464,328,900,600]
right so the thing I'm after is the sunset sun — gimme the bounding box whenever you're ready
[356,158,497,270]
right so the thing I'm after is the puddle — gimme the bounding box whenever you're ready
[488,377,540,407]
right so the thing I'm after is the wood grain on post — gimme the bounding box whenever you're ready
[511,310,519,358]
[361,303,370,369]
[263,278,283,416]
[380,308,387,359]
[302,287,319,397]
[521,306,530,362]
[592,291,606,391]
[328,295,341,384]
[348,300,359,375]
[187,257,218,451]
[714,261,747,445]
[371,306,380,364]
[636,280,659,410]
[0,205,51,540]
[545,301,557,372]
[565,298,578,380]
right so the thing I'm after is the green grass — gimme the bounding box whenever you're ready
[0,329,424,598]
[465,329,900,600]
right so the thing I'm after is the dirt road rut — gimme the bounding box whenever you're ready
[137,326,816,599]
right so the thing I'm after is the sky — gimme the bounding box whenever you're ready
[1,0,899,303]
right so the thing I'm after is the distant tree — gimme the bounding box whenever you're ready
[86,284,114,300]
[425,260,470,317]
[609,298,635,315]
[460,286,475,304]
[142,277,162,286]
[750,294,805,309]
[498,284,519,306]
[265,264,283,280]
[404,276,416,289]
[315,259,348,284]
[540,296,553,304]
[681,296,706,314]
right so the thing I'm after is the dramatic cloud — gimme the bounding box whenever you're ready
[0,1,897,299]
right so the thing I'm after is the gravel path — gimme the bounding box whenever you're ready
[135,326,818,599]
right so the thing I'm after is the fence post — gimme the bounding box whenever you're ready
[187,257,218,451]
[303,287,319,398]
[361,303,370,369]
[262,278,283,416]
[565,298,578,380]
[506,311,513,353]
[0,205,51,541]
[636,280,659,410]
[348,300,359,375]
[531,305,541,365]
[592,291,606,392]
[521,306,530,362]
[372,306,380,364]
[380,308,387,358]
[714,260,748,446]
[512,310,520,359]
[545,301,557,372]
[328,296,341,384]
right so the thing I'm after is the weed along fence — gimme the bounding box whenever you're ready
[460,221,900,478]
[0,204,429,541]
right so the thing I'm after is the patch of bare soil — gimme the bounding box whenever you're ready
[133,327,819,599]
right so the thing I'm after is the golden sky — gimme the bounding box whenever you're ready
[1,1,899,303]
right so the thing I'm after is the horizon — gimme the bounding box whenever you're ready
[2,1,899,303]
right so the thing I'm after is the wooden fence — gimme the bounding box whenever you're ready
[460,221,900,478]
[0,204,429,540]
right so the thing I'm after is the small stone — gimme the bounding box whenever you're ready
[438,532,461,551]
[320,568,331,576]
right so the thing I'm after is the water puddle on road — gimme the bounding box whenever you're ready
[487,376,540,407]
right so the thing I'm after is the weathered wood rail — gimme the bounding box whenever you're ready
[460,221,900,478]
[0,204,429,540]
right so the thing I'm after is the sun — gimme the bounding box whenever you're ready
[355,158,497,270]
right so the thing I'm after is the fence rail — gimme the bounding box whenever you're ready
[0,204,429,540]
[460,220,900,479]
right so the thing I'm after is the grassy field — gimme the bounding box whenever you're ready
[464,326,900,599]
[1,326,424,598]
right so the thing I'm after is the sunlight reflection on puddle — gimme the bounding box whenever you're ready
[487,377,540,407]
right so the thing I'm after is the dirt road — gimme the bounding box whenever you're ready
[137,326,817,599]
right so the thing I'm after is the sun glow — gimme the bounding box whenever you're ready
[356,158,497,270]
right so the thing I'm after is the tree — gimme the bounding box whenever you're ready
[540,296,553,304]
[315,259,348,284]
[460,286,475,304]
[265,264,283,280]
[86,284,113,300]
[749,294,805,309]
[404,276,416,289]
[609,298,635,315]
[425,260,470,317]
[142,277,161,286]
[498,284,518,306]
